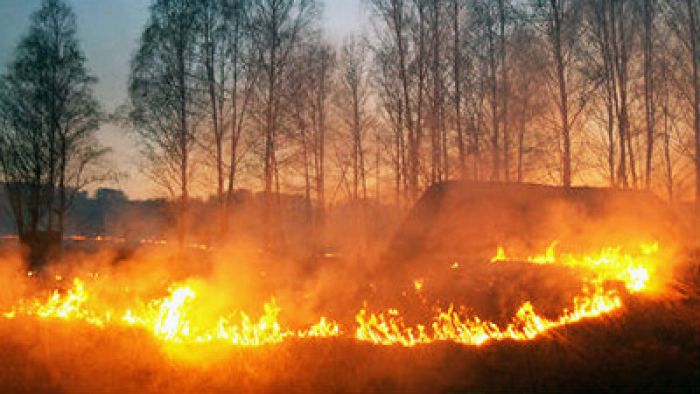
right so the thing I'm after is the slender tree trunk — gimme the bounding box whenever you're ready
[178,36,189,250]
[395,108,402,207]
[47,86,56,232]
[58,135,66,238]
[598,0,616,186]
[316,51,328,233]
[388,3,416,199]
[416,2,426,188]
[662,94,673,201]
[453,0,464,177]
[225,14,242,237]
[352,84,360,200]
[204,14,224,233]
[302,126,311,210]
[430,0,441,184]
[620,0,636,187]
[551,0,571,188]
[499,0,510,182]
[263,12,278,246]
[609,1,626,187]
[643,0,655,189]
[517,95,528,183]
[474,77,485,180]
[488,13,500,181]
[375,129,381,200]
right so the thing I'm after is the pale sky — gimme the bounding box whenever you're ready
[0,0,367,199]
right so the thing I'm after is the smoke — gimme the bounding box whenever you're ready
[0,181,696,393]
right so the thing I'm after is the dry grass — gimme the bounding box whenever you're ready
[0,293,697,394]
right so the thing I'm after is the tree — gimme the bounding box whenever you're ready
[338,35,371,201]
[533,0,585,188]
[369,0,420,198]
[225,0,256,235]
[198,0,229,221]
[248,0,319,196]
[642,0,658,189]
[129,0,204,248]
[680,0,700,234]
[0,0,105,262]
[660,1,700,213]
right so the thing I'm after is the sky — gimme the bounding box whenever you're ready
[0,0,367,199]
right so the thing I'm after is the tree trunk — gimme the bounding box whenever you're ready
[393,3,417,198]
[488,12,500,181]
[551,0,571,188]
[499,0,510,182]
[178,35,189,250]
[643,0,655,189]
[453,0,464,177]
[225,12,243,237]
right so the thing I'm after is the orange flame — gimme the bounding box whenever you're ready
[1,241,663,349]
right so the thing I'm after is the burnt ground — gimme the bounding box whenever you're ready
[0,292,698,394]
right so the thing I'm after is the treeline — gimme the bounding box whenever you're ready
[125,0,700,242]
[3,0,700,250]
[369,0,700,202]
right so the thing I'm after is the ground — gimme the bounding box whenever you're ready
[0,289,697,393]
[0,182,698,393]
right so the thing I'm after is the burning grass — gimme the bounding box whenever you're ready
[0,297,696,393]
[0,239,697,392]
[1,242,661,346]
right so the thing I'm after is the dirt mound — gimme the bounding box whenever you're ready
[386,181,684,270]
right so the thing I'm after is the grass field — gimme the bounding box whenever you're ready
[0,292,697,394]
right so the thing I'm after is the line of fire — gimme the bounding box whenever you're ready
[0,0,699,393]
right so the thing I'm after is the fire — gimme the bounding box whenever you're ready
[355,289,622,347]
[6,278,108,327]
[491,246,507,262]
[4,278,340,347]
[354,241,658,346]
[499,241,659,293]
[413,278,424,291]
[1,241,665,350]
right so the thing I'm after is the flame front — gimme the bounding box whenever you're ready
[1,242,663,349]
[354,241,656,346]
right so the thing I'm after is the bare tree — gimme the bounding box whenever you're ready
[533,0,585,188]
[248,0,319,196]
[682,0,700,231]
[369,0,420,198]
[661,0,700,214]
[642,0,657,189]
[129,0,204,247]
[450,0,466,177]
[225,0,256,235]
[338,36,371,200]
[0,0,106,262]
[198,0,229,233]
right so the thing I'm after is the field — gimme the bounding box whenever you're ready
[0,295,697,393]
[0,242,697,394]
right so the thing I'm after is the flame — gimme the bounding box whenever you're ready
[4,279,339,346]
[355,288,622,346]
[413,278,424,291]
[298,316,341,338]
[354,242,659,346]
[490,242,657,293]
[1,241,664,350]
[491,246,507,262]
